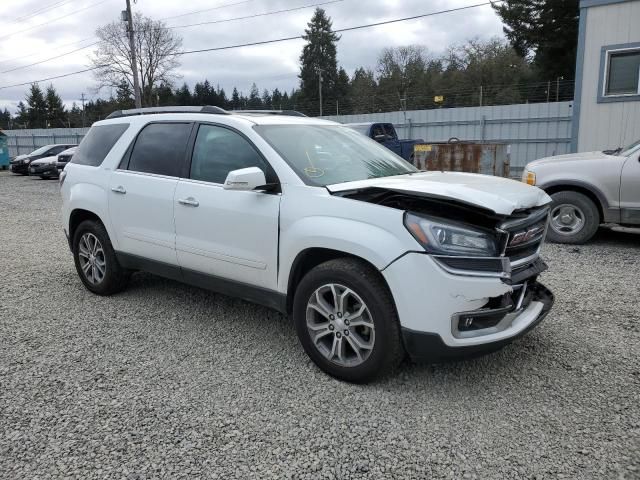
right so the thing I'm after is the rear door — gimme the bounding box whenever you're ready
[108,122,193,265]
[174,123,280,289]
[620,149,640,224]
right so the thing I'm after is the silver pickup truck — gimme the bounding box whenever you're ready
[523,139,640,244]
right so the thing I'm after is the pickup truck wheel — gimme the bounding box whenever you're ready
[547,191,600,244]
[293,258,403,383]
[72,220,130,295]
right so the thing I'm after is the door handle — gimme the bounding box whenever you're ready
[178,197,199,207]
[111,185,126,194]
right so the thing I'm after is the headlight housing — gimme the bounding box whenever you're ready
[404,213,499,257]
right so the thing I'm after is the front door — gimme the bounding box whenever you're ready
[620,150,640,224]
[108,122,193,265]
[174,123,280,289]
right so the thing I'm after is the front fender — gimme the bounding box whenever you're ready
[277,216,414,293]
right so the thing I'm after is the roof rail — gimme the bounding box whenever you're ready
[106,105,229,119]
[232,110,307,117]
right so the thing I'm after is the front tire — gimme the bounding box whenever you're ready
[72,220,129,295]
[293,258,403,383]
[547,191,600,244]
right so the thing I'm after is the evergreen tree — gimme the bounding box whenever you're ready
[175,83,192,105]
[493,0,579,80]
[15,101,29,128]
[231,87,241,109]
[335,67,351,114]
[45,84,66,127]
[248,83,262,108]
[25,83,48,128]
[350,68,377,114]
[115,79,135,109]
[299,8,340,115]
[261,89,272,109]
[271,88,283,110]
[68,102,83,128]
[0,108,11,129]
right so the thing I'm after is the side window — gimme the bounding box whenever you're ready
[46,146,65,156]
[71,123,129,167]
[371,124,385,138]
[605,49,640,96]
[128,123,192,177]
[190,124,268,184]
[383,124,397,140]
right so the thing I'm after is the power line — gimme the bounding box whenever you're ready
[159,0,259,22]
[0,36,95,66]
[8,0,76,24]
[167,0,343,30]
[0,1,500,90]
[0,0,114,41]
[0,0,342,75]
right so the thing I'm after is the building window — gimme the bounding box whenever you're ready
[606,49,640,96]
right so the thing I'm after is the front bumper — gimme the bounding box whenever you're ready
[401,283,554,362]
[382,252,554,360]
[10,163,28,174]
[29,163,59,176]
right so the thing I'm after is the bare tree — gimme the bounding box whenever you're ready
[91,13,182,107]
[376,45,427,110]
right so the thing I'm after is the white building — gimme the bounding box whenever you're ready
[572,0,640,152]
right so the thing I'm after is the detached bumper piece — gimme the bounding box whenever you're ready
[402,282,554,362]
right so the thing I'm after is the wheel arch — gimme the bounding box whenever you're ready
[68,209,108,245]
[285,248,390,315]
[539,181,607,223]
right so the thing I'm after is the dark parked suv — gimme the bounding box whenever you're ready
[10,144,77,175]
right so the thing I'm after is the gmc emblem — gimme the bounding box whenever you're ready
[509,225,544,246]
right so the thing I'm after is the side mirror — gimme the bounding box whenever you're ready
[223,167,267,191]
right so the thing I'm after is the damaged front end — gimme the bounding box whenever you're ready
[334,186,553,351]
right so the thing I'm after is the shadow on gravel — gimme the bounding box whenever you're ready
[587,227,640,247]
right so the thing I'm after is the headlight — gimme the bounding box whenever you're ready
[404,213,499,257]
[522,170,536,185]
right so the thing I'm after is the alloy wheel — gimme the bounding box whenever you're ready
[306,283,375,367]
[550,203,585,235]
[78,233,106,284]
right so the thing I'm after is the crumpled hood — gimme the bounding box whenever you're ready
[527,150,615,167]
[30,155,58,166]
[327,171,551,216]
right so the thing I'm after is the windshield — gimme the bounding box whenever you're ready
[255,124,417,186]
[29,145,53,156]
[620,139,640,156]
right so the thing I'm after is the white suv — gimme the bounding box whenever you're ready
[61,106,554,383]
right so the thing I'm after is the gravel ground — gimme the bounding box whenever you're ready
[1,171,638,479]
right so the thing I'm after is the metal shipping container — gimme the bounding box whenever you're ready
[413,141,510,177]
[0,130,9,169]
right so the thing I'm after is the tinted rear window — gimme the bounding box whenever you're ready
[72,124,129,166]
[127,123,191,177]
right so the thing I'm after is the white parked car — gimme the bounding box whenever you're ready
[60,107,554,382]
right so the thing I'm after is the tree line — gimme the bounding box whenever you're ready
[1,1,579,129]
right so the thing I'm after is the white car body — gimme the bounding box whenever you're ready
[60,108,554,377]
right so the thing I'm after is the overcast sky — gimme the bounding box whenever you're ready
[0,0,506,113]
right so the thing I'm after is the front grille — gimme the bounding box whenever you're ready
[500,207,549,269]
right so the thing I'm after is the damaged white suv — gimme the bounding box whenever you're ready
[61,107,554,383]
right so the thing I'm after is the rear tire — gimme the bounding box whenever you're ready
[293,258,403,383]
[72,220,130,295]
[547,191,600,244]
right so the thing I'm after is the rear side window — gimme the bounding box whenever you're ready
[128,123,191,177]
[72,124,129,166]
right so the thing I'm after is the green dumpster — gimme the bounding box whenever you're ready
[0,130,8,170]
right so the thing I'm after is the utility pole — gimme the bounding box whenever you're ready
[318,69,323,117]
[80,93,86,128]
[124,0,142,108]
[479,85,483,107]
